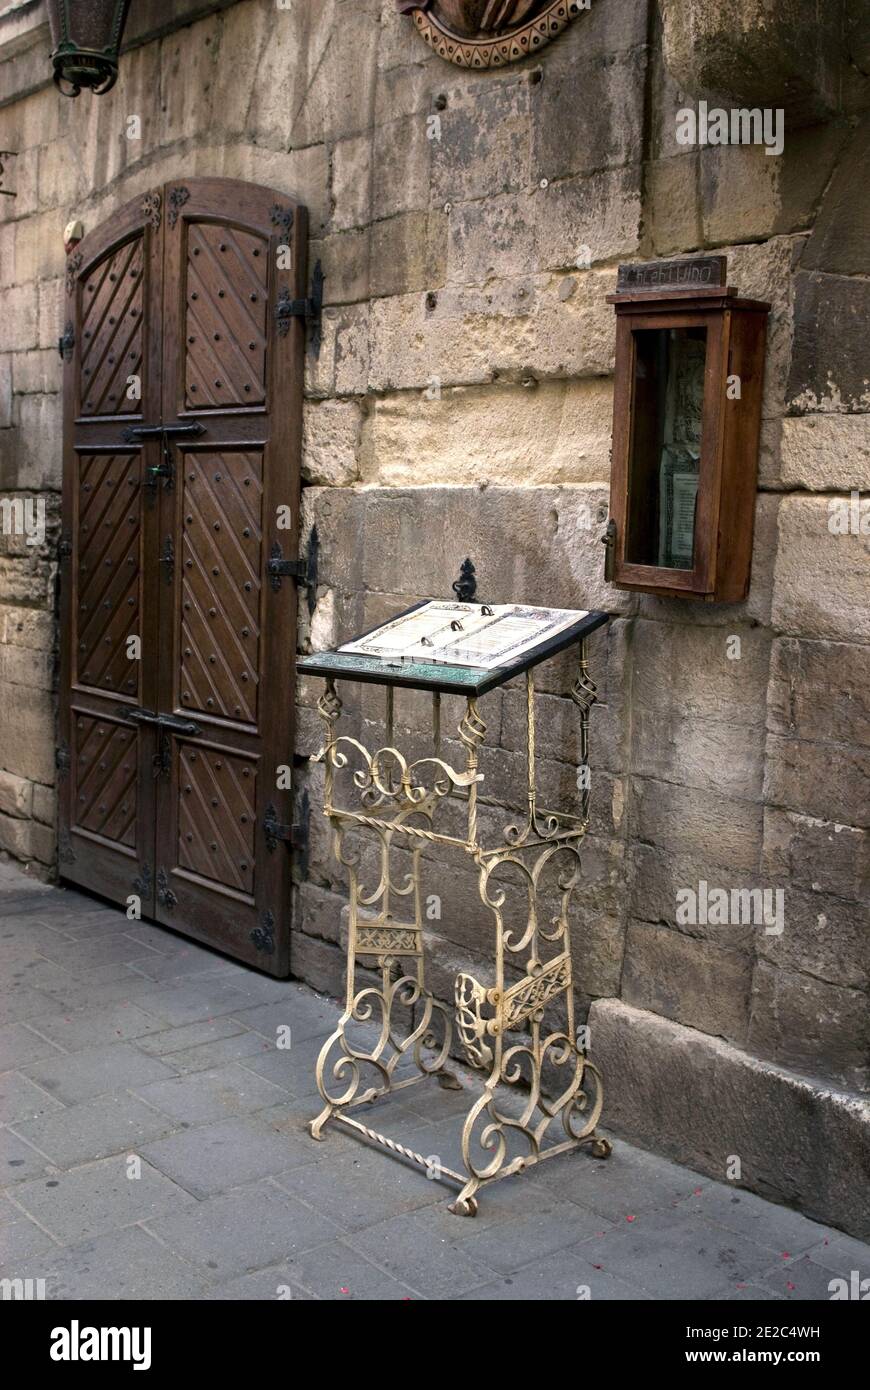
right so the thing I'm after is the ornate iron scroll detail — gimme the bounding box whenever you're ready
[270,204,294,238]
[398,1,588,69]
[167,186,189,228]
[156,868,177,908]
[133,863,152,897]
[274,287,292,338]
[452,556,477,602]
[65,250,83,296]
[251,911,276,954]
[141,191,161,229]
[307,639,611,1217]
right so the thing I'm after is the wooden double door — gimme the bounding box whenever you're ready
[57,179,308,975]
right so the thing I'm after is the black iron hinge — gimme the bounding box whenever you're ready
[58,322,75,361]
[133,863,152,897]
[251,910,275,954]
[274,260,324,356]
[156,868,177,909]
[601,518,617,583]
[266,527,318,614]
[58,535,73,561]
[263,789,309,868]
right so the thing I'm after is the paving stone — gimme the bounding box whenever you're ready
[234,1050,302,1095]
[23,1002,165,1052]
[34,937,163,975]
[0,1214,59,1267]
[759,1254,854,1301]
[133,1064,289,1127]
[13,1225,211,1300]
[5,958,83,993]
[346,1205,499,1299]
[22,1043,178,1105]
[804,1231,870,1276]
[0,1125,56,1184]
[35,969,157,1012]
[0,1071,64,1125]
[0,985,58,1027]
[282,1237,420,1301]
[129,980,263,1027]
[0,1021,64,1070]
[576,1208,780,1300]
[157,1031,275,1075]
[675,1183,837,1257]
[140,1114,313,1198]
[12,1156,195,1244]
[203,1264,314,1300]
[458,1196,609,1274]
[712,1282,785,1300]
[145,1181,343,1280]
[229,993,344,1046]
[537,1140,705,1220]
[458,1244,649,1301]
[12,1091,179,1168]
[135,1016,249,1058]
[272,1140,445,1232]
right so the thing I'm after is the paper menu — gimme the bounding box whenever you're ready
[338,601,587,671]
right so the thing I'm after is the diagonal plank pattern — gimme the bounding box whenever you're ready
[72,715,138,847]
[177,742,257,894]
[184,223,269,410]
[76,453,141,697]
[79,236,144,416]
[179,450,262,725]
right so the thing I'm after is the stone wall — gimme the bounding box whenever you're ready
[0,1,867,1231]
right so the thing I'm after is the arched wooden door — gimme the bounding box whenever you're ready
[57,179,309,975]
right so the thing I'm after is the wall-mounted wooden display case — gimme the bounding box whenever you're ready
[604,256,770,602]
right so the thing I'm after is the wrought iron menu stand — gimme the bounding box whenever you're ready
[297,605,612,1216]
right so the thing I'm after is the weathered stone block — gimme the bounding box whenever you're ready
[659,0,843,118]
[699,145,779,246]
[361,378,613,487]
[0,680,56,784]
[767,637,870,748]
[589,997,870,1240]
[0,605,55,651]
[779,415,870,491]
[369,210,447,299]
[622,920,752,1044]
[762,807,869,904]
[531,49,645,184]
[0,768,32,818]
[1,284,38,354]
[0,644,54,690]
[757,887,868,993]
[645,154,701,256]
[748,959,869,1092]
[0,809,55,865]
[302,398,364,487]
[32,783,55,827]
[800,113,870,275]
[764,734,869,830]
[430,76,530,205]
[787,271,870,412]
[330,134,372,233]
[771,496,870,643]
[631,777,763,871]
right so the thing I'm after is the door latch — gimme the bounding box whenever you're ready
[115,706,202,738]
[122,421,205,490]
[159,536,174,584]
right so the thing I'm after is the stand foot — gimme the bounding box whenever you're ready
[587,1135,613,1159]
[448,1195,479,1218]
[436,1070,463,1091]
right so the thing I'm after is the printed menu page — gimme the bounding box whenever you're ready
[338,601,587,670]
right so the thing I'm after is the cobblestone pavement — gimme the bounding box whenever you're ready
[1,861,867,1302]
